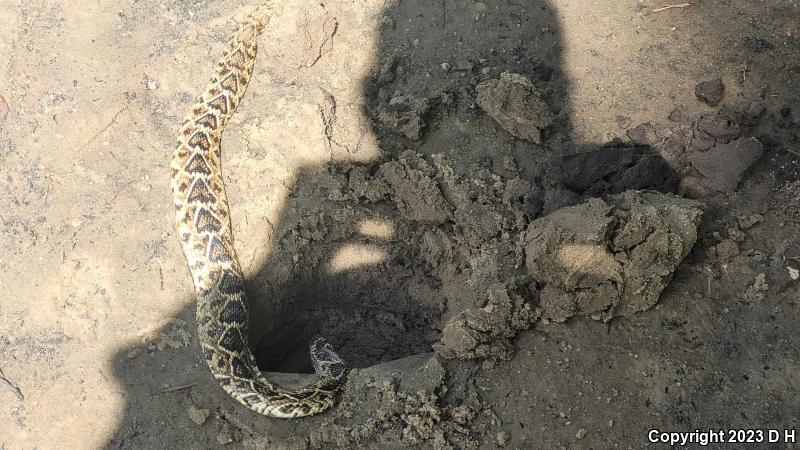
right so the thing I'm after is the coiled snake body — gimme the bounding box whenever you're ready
[170,2,347,418]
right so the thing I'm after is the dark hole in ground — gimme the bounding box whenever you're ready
[254,266,442,373]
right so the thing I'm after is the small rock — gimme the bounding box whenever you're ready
[216,429,234,445]
[753,273,769,292]
[481,67,491,75]
[496,431,510,447]
[143,75,160,91]
[188,405,211,425]
[786,257,800,281]
[441,62,452,71]
[695,78,725,106]
[668,108,682,122]
[126,348,142,359]
[576,428,587,439]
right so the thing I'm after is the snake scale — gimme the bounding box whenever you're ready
[170,1,347,418]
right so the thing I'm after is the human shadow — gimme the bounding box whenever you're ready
[104,0,690,448]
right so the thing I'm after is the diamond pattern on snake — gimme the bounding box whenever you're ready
[170,2,347,418]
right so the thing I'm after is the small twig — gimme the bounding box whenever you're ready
[157,381,200,394]
[652,3,690,12]
[0,368,23,401]
[75,103,130,153]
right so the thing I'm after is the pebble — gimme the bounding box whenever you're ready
[143,75,160,91]
[786,257,800,281]
[216,429,234,445]
[441,62,452,71]
[188,405,211,425]
[496,431,509,447]
[576,428,587,439]
[753,273,769,292]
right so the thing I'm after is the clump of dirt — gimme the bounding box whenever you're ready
[476,72,553,144]
[618,101,771,202]
[305,352,505,450]
[376,151,453,224]
[694,78,725,106]
[376,93,430,140]
[688,137,764,192]
[434,282,539,360]
[310,355,449,449]
[525,191,703,322]
[694,112,742,143]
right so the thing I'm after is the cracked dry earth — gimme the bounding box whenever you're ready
[1,0,799,449]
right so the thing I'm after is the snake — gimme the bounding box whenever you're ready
[170,1,347,418]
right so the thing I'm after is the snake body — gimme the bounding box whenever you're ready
[170,2,347,418]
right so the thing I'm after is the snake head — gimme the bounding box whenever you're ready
[309,336,347,382]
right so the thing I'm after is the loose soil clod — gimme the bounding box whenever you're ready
[694,78,725,106]
[476,72,553,144]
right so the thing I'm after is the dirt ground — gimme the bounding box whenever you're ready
[1,0,799,449]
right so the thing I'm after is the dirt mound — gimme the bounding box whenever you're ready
[525,191,703,322]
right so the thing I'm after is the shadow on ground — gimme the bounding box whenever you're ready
[105,0,799,448]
